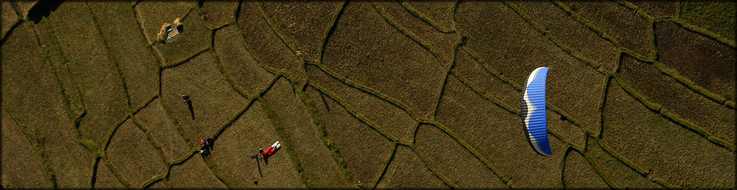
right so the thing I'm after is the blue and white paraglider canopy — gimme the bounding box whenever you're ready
[520,67,552,156]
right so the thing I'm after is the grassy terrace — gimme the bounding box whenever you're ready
[2,0,735,188]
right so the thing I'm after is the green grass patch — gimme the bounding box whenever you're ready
[680,1,736,41]
[613,77,662,112]
[79,138,103,157]
[660,109,734,151]
[597,140,649,175]
[726,101,735,109]
[295,86,358,187]
[654,62,727,104]
[648,175,680,188]
[398,0,454,33]
[660,109,707,136]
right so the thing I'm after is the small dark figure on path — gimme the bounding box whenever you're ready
[182,95,194,120]
[198,137,214,158]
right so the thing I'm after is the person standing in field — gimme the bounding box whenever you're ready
[198,137,214,158]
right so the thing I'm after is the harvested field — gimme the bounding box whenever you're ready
[2,0,734,188]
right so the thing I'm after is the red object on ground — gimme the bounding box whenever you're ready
[260,141,281,158]
[262,146,276,157]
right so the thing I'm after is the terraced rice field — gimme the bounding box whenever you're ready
[2,0,735,188]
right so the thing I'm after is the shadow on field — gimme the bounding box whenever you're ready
[27,0,63,23]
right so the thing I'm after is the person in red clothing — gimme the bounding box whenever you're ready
[250,141,281,165]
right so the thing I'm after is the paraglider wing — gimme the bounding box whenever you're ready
[520,67,552,156]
